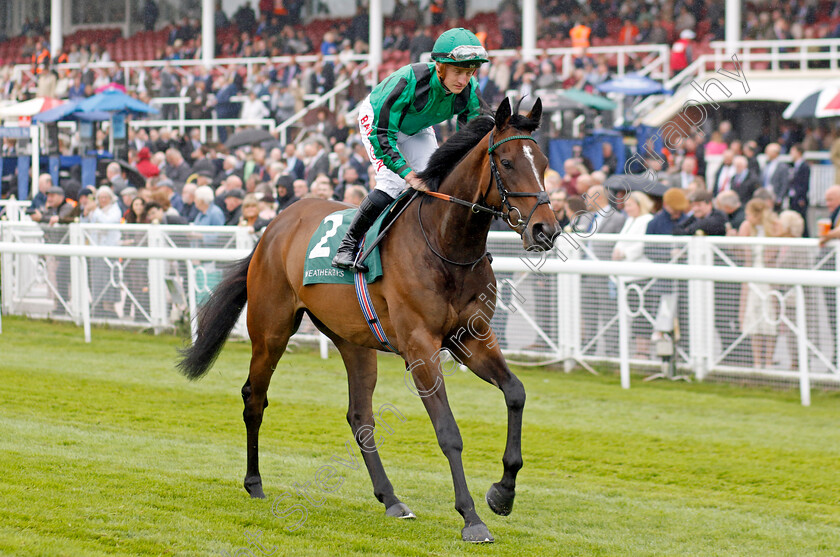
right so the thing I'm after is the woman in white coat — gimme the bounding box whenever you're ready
[612,191,655,358]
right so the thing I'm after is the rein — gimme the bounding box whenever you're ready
[417,129,551,267]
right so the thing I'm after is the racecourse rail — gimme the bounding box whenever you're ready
[2,219,840,407]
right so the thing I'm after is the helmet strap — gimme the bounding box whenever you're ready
[435,63,453,94]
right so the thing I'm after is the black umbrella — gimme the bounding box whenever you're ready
[224,128,275,149]
[97,159,146,188]
[604,174,670,198]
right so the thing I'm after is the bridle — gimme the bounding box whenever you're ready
[418,128,551,267]
[486,128,550,230]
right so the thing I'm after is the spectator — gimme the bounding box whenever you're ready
[124,196,147,224]
[712,149,736,195]
[670,29,694,73]
[674,189,727,236]
[787,143,810,230]
[136,147,160,178]
[600,142,617,175]
[214,1,229,29]
[119,186,138,214]
[88,186,123,316]
[775,210,814,370]
[283,143,305,181]
[715,190,746,234]
[193,185,225,225]
[303,140,330,184]
[498,1,521,48]
[570,20,591,49]
[613,191,654,261]
[761,143,791,210]
[142,201,177,224]
[241,90,270,120]
[293,179,309,199]
[343,185,367,206]
[31,186,75,225]
[739,199,779,369]
[233,1,257,35]
[667,157,697,190]
[311,177,334,200]
[275,175,298,211]
[223,189,245,225]
[105,163,128,195]
[409,28,435,64]
[31,174,54,211]
[161,148,192,191]
[730,155,760,205]
[646,188,690,235]
[549,189,569,228]
[155,179,184,215]
[704,131,728,155]
[613,191,655,358]
[239,193,271,232]
[180,183,199,222]
[618,19,639,45]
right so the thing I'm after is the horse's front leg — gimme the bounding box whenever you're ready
[447,332,525,517]
[402,329,494,543]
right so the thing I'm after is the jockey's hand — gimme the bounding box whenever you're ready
[405,171,429,192]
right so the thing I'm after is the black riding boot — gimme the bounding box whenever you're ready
[332,190,394,272]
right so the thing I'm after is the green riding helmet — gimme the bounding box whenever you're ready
[430,28,489,68]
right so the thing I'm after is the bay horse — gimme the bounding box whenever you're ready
[178,97,560,543]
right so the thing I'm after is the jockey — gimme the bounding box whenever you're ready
[332,27,489,272]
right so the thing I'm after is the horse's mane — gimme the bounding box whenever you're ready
[418,112,540,192]
[418,116,494,192]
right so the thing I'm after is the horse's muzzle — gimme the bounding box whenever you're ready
[523,220,560,251]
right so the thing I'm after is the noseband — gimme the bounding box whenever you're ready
[486,129,551,230]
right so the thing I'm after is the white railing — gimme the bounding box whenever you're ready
[127,117,276,143]
[276,64,373,145]
[711,38,840,73]
[634,38,840,121]
[11,53,374,93]
[486,44,672,83]
[3,221,840,405]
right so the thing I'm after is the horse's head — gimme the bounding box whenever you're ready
[484,97,559,251]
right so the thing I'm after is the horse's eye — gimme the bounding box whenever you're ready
[501,159,513,169]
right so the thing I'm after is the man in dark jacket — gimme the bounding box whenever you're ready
[787,143,810,234]
[673,189,727,236]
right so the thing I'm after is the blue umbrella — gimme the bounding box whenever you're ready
[76,89,159,115]
[596,74,667,96]
[32,100,111,123]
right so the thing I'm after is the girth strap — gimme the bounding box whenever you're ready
[353,238,400,354]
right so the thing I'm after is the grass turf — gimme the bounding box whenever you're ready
[1,315,839,556]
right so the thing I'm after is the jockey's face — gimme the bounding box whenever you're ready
[437,63,476,94]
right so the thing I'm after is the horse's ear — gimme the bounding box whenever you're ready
[527,97,542,124]
[495,97,512,130]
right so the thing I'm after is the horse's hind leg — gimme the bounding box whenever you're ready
[334,339,415,519]
[242,304,299,499]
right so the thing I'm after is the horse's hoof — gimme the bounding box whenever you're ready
[486,482,515,516]
[385,502,416,519]
[461,522,494,543]
[244,477,265,499]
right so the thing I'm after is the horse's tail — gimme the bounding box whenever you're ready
[177,250,253,380]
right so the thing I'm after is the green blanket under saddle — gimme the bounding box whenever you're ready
[303,203,394,286]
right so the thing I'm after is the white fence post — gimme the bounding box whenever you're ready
[617,276,631,389]
[147,225,168,331]
[69,223,84,325]
[187,260,199,344]
[796,285,811,406]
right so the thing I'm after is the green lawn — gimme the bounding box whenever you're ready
[1,316,839,556]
